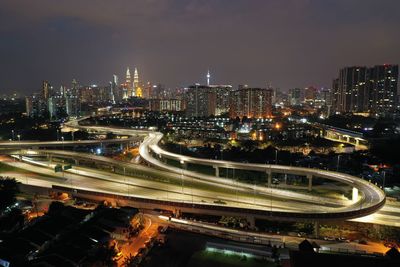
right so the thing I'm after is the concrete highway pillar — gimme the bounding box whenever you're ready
[355,139,360,146]
[180,160,187,170]
[307,174,313,191]
[74,159,79,166]
[314,221,320,238]
[352,187,359,202]
[49,155,53,163]
[266,170,272,187]
[247,216,256,229]
[214,166,220,177]
[18,155,22,161]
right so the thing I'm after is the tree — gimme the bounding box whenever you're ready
[0,177,20,211]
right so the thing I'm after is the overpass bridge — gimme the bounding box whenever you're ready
[313,123,369,150]
[0,117,386,225]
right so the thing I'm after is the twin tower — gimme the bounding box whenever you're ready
[124,67,142,98]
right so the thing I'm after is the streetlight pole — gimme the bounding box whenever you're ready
[275,150,278,164]
[17,134,21,141]
[11,130,15,141]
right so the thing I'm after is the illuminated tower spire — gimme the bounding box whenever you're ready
[134,68,139,87]
[126,67,131,85]
[207,70,210,86]
[134,68,142,97]
[126,67,132,97]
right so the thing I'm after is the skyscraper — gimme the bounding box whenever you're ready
[42,80,51,100]
[335,67,368,113]
[185,85,216,117]
[229,86,273,118]
[210,85,232,115]
[125,67,132,97]
[333,64,398,116]
[134,68,142,97]
[368,64,398,115]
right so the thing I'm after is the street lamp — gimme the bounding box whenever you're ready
[275,150,278,165]
[11,130,15,141]
[61,136,64,150]
[17,134,21,141]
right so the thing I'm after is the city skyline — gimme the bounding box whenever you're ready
[1,0,400,94]
[1,1,400,266]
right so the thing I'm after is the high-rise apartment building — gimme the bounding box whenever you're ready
[210,85,232,115]
[368,64,398,115]
[333,65,398,116]
[185,85,216,117]
[229,86,272,118]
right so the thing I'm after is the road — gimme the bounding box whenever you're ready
[0,116,388,221]
[118,214,159,266]
[140,132,385,217]
[2,156,351,213]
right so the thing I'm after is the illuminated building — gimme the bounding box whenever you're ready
[333,64,398,116]
[134,68,142,97]
[304,86,317,104]
[229,86,273,118]
[210,85,232,115]
[42,80,51,100]
[335,66,368,113]
[185,85,216,117]
[125,67,132,97]
[368,64,398,115]
[288,88,304,106]
[149,99,182,111]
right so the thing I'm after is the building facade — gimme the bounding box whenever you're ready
[333,65,398,116]
[229,86,272,118]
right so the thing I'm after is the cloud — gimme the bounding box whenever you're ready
[0,0,399,93]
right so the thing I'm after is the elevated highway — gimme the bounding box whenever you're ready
[0,117,386,223]
[139,132,385,220]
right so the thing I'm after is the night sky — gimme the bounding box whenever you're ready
[1,0,400,94]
